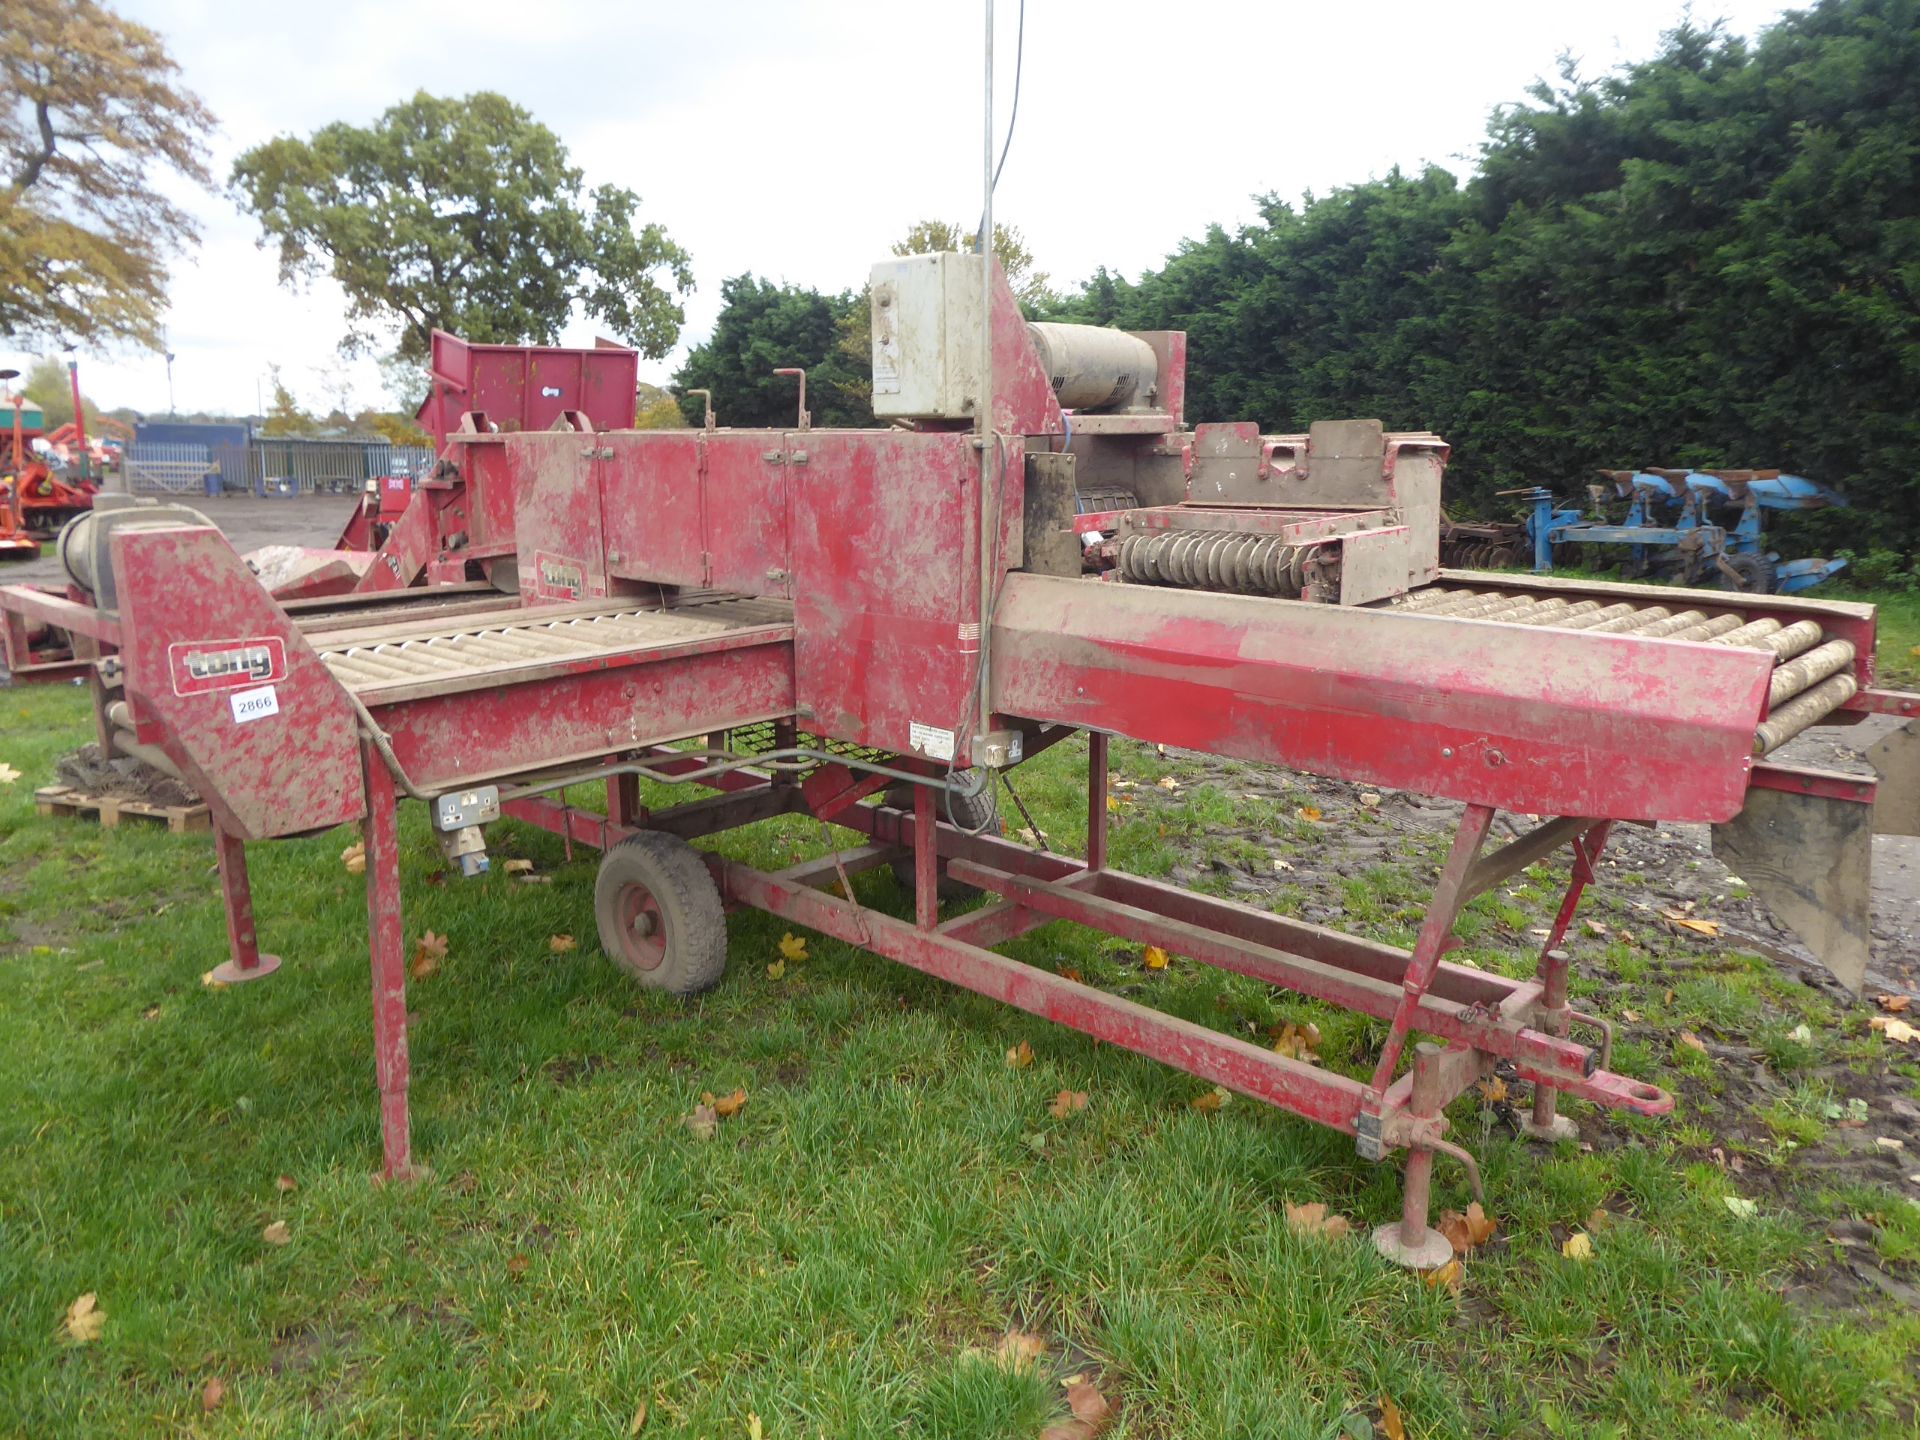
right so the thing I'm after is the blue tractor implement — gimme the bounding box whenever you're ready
[1512,468,1850,595]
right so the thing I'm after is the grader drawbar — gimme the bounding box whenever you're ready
[6,253,1917,1268]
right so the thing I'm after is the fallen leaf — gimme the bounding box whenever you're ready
[685,1103,719,1141]
[1583,918,1608,936]
[1662,910,1721,938]
[275,1174,297,1194]
[1586,1207,1610,1230]
[1019,826,1046,847]
[548,934,577,954]
[1871,1016,1919,1045]
[341,841,366,875]
[1617,929,1637,946]
[261,1220,291,1246]
[1006,1040,1035,1069]
[1378,1395,1407,1440]
[1359,791,1381,808]
[1425,1258,1464,1294]
[1272,857,1293,872]
[709,1087,748,1119]
[629,1399,649,1435]
[765,959,786,980]
[1285,1201,1353,1240]
[1143,945,1170,970]
[1478,1077,1508,1104]
[1723,1195,1759,1219]
[201,1377,226,1413]
[1877,993,1912,1014]
[141,1005,161,1020]
[507,1254,530,1276]
[200,969,227,990]
[1787,1023,1812,1043]
[63,1292,104,1344]
[409,929,449,981]
[747,1412,763,1440]
[1438,1201,1498,1255]
[996,1331,1048,1370]
[1620,1009,1641,1023]
[502,858,534,874]
[1050,1375,1116,1438]
[1049,1090,1090,1119]
[1298,805,1324,823]
[1679,1031,1709,1053]
[1190,1085,1233,1113]
[1876,1136,1905,1152]
[1105,794,1122,813]
[0,762,20,784]
[778,932,809,962]
[1059,967,1083,984]
[1561,1231,1594,1261]
[1157,776,1179,792]
[1270,1022,1321,1063]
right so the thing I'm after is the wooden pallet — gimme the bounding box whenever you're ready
[34,785,212,834]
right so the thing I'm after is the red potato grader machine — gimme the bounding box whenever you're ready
[6,254,1919,1268]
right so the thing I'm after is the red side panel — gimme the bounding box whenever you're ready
[509,434,611,604]
[600,432,707,589]
[703,435,792,597]
[789,431,1007,764]
[990,573,1774,823]
[110,526,363,839]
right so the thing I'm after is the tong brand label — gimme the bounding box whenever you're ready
[169,637,287,696]
[532,551,587,602]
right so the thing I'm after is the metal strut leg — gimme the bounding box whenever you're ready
[208,824,283,984]
[914,781,938,931]
[1366,804,1495,1103]
[1524,822,1612,1142]
[1087,731,1109,873]
[362,744,417,1181]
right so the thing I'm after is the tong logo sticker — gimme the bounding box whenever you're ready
[168,637,287,696]
[533,551,586,601]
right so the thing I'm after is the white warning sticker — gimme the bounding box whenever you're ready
[909,720,956,761]
[229,684,280,725]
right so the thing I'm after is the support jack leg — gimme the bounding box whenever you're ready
[1372,1043,1456,1270]
[208,824,282,984]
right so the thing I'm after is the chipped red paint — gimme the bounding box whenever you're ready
[989,573,1773,823]
[110,526,362,839]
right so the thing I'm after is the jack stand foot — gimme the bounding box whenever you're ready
[1372,1222,1455,1270]
[209,953,282,984]
[1519,1113,1580,1144]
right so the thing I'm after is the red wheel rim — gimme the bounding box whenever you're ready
[615,883,667,971]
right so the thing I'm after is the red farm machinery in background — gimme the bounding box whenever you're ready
[332,329,641,559]
[4,253,1917,1269]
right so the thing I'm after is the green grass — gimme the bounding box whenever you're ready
[3,683,1919,1437]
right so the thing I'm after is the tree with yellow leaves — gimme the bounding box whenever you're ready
[0,0,214,350]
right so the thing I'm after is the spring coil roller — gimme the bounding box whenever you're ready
[1119,530,1325,597]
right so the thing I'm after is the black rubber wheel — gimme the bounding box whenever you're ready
[887,774,998,901]
[593,831,728,995]
[1717,552,1778,594]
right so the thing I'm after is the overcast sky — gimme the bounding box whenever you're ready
[5,0,1799,420]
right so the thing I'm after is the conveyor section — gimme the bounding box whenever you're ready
[1389,586,1857,754]
[311,595,795,694]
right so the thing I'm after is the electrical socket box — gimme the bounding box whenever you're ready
[434,785,500,831]
[869,252,987,421]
